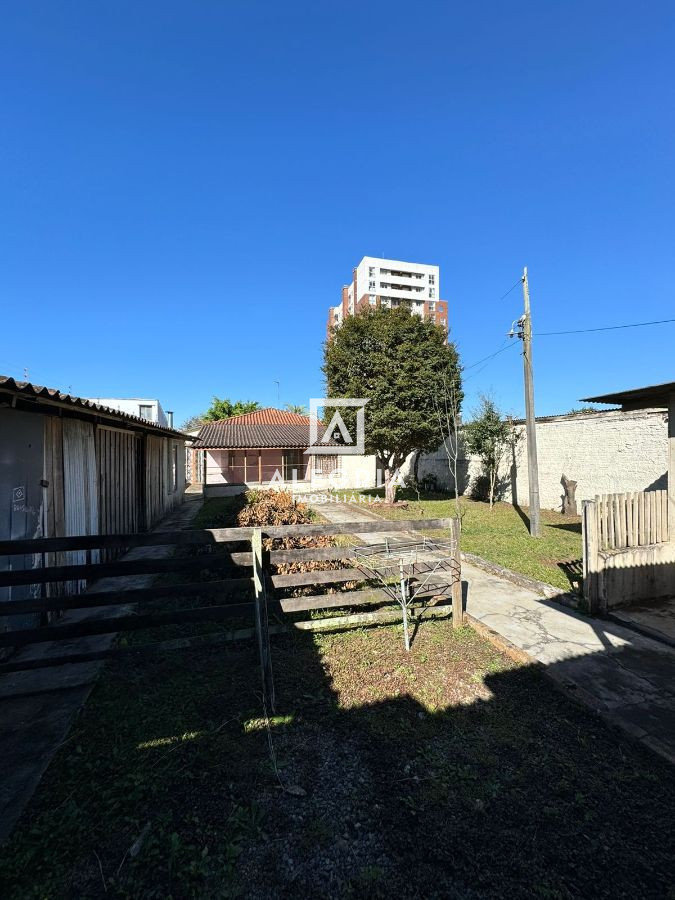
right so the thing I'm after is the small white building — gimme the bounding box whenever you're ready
[86,398,173,428]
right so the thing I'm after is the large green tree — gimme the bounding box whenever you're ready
[323,306,462,503]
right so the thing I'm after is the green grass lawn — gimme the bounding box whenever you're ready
[2,492,671,898]
[328,488,583,593]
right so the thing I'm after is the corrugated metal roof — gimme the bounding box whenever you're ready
[0,376,191,439]
[195,418,339,449]
[581,381,675,409]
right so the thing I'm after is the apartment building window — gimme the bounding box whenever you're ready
[369,280,376,290]
[138,404,153,420]
[369,295,376,305]
[369,266,376,277]
[429,288,435,299]
[429,301,436,312]
[429,274,435,285]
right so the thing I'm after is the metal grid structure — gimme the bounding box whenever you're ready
[350,535,460,651]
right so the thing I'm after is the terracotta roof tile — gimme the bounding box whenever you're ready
[220,408,311,425]
[194,413,340,449]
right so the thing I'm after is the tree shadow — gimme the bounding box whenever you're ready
[4,599,675,898]
[548,520,582,535]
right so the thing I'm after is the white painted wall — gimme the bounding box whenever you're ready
[88,398,169,427]
[401,408,669,511]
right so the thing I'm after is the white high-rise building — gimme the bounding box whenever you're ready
[327,256,447,335]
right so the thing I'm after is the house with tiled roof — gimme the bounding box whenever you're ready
[192,408,377,495]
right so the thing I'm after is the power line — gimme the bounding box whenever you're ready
[535,317,675,337]
[463,340,516,372]
[499,278,523,302]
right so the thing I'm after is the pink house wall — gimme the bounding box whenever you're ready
[204,448,310,485]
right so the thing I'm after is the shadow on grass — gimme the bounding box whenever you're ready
[2,613,674,898]
[547,520,583,535]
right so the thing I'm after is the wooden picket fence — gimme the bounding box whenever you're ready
[0,518,462,706]
[582,490,670,612]
[591,490,669,551]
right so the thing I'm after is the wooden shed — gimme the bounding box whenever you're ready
[0,376,190,634]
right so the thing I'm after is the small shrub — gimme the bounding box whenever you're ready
[236,490,346,590]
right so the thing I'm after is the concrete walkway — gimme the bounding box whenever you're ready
[309,499,675,765]
[0,494,203,845]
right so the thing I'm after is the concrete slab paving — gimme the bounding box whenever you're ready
[0,494,203,845]
[309,498,675,765]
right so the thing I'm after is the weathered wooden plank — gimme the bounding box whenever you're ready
[0,518,455,556]
[451,520,463,627]
[293,604,454,632]
[269,546,357,564]
[276,588,388,613]
[655,489,663,543]
[0,628,257,674]
[0,603,254,649]
[662,489,669,541]
[0,553,250,588]
[617,493,627,548]
[0,577,253,616]
[638,491,646,546]
[612,494,621,549]
[262,518,454,538]
[271,568,365,589]
[625,493,634,548]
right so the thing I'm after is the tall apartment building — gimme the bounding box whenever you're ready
[327,256,448,337]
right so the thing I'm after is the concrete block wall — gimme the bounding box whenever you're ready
[402,408,668,512]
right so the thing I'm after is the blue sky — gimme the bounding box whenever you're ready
[1,1,673,427]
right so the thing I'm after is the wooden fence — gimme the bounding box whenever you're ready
[0,518,462,706]
[588,490,669,552]
[582,490,670,612]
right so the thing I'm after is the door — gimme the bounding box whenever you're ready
[0,409,45,634]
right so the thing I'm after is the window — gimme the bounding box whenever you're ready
[167,442,178,492]
[314,455,340,476]
[282,449,306,481]
[139,404,153,421]
[172,444,178,492]
[369,280,376,290]
[368,266,376,277]
[369,295,376,305]
[228,450,236,469]
[429,274,435,285]
[429,301,436,312]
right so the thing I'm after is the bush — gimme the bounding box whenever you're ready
[469,474,491,503]
[237,489,312,527]
[236,490,345,589]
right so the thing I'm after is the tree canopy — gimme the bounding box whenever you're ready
[181,397,260,431]
[464,394,513,509]
[323,306,462,502]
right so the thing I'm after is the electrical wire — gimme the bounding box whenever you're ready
[535,317,675,336]
[463,340,517,372]
[499,278,523,301]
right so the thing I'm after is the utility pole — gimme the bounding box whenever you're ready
[520,267,541,536]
